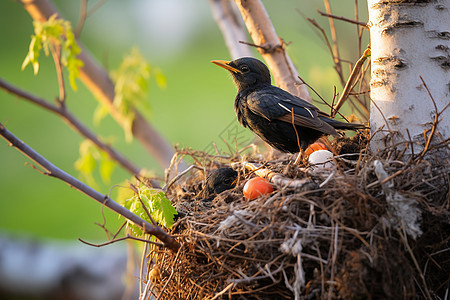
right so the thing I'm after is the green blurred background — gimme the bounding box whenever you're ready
[0,0,368,241]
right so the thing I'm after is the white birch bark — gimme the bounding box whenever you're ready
[368,0,449,156]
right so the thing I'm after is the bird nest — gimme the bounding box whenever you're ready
[144,131,449,299]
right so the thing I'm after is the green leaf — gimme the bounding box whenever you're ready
[140,189,177,229]
[63,23,83,90]
[21,14,83,90]
[124,185,177,237]
[67,56,83,91]
[127,196,145,236]
[22,35,42,74]
[151,191,177,229]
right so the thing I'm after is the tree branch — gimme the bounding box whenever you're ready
[0,77,162,187]
[75,0,108,38]
[0,122,179,252]
[208,0,253,59]
[323,0,345,87]
[317,10,368,28]
[306,8,369,120]
[19,0,179,170]
[332,48,370,117]
[74,0,88,39]
[49,43,66,105]
[79,235,165,248]
[233,0,311,100]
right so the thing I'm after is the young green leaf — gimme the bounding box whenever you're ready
[122,184,177,237]
[21,14,83,90]
[141,189,177,229]
[126,196,146,236]
[21,35,42,74]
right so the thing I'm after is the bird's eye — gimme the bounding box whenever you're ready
[240,65,250,73]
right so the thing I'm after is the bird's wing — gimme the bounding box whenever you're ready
[246,87,338,136]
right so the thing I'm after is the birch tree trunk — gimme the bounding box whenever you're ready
[368,0,449,156]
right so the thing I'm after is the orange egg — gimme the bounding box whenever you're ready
[305,142,328,156]
[243,177,273,200]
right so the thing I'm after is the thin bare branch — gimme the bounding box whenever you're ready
[291,108,302,158]
[0,122,179,252]
[305,17,335,67]
[323,0,344,86]
[163,164,200,192]
[332,48,371,117]
[415,76,448,163]
[79,235,165,248]
[238,40,271,51]
[317,10,368,28]
[307,10,369,120]
[75,0,108,38]
[297,75,349,122]
[354,1,364,56]
[74,0,88,38]
[49,43,66,105]
[113,221,127,240]
[369,97,395,148]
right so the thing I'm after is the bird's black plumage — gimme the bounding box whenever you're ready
[212,57,365,153]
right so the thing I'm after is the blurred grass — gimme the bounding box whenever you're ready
[0,0,367,240]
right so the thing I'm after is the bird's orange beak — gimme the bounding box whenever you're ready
[211,60,241,73]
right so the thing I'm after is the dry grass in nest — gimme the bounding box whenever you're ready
[143,131,449,299]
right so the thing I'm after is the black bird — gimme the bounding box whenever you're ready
[212,57,366,153]
[198,167,238,201]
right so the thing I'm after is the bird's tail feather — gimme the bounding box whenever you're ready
[322,118,368,130]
